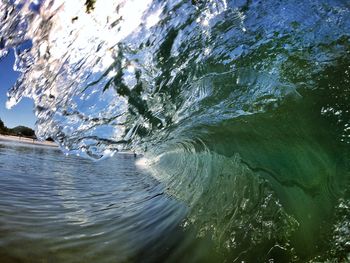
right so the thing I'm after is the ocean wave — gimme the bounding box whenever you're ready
[1,0,349,261]
[0,0,348,156]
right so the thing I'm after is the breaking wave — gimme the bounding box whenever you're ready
[1,0,349,261]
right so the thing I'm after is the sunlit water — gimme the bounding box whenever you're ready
[0,0,350,262]
[0,141,192,263]
[0,139,349,262]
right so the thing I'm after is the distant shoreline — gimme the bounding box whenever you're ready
[0,135,57,147]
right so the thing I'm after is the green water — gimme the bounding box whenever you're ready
[0,0,349,261]
[148,59,350,261]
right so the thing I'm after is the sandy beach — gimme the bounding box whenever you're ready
[0,135,57,147]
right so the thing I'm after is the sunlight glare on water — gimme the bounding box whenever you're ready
[0,0,349,261]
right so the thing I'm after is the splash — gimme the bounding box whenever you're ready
[1,0,348,157]
[1,0,349,261]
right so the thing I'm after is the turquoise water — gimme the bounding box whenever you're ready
[0,0,350,262]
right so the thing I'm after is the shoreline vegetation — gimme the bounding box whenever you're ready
[0,118,57,147]
[0,134,57,147]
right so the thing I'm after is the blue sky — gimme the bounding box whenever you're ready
[0,50,36,128]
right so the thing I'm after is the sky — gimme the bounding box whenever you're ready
[0,50,36,129]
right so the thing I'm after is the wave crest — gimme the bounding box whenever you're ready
[0,0,349,157]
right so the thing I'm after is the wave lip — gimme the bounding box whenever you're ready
[0,0,349,156]
[0,0,349,261]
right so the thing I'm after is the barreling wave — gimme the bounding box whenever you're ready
[1,0,349,261]
[1,0,349,156]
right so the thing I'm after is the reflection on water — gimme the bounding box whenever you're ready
[0,137,348,262]
[0,0,349,261]
[0,141,192,263]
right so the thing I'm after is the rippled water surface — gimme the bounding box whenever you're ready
[0,0,350,262]
[0,141,192,263]
[0,139,349,262]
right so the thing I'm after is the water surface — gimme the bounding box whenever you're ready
[0,141,193,263]
[0,0,349,262]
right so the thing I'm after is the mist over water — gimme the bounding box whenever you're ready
[0,0,349,262]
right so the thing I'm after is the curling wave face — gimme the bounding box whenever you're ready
[1,0,349,156]
[1,0,350,261]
